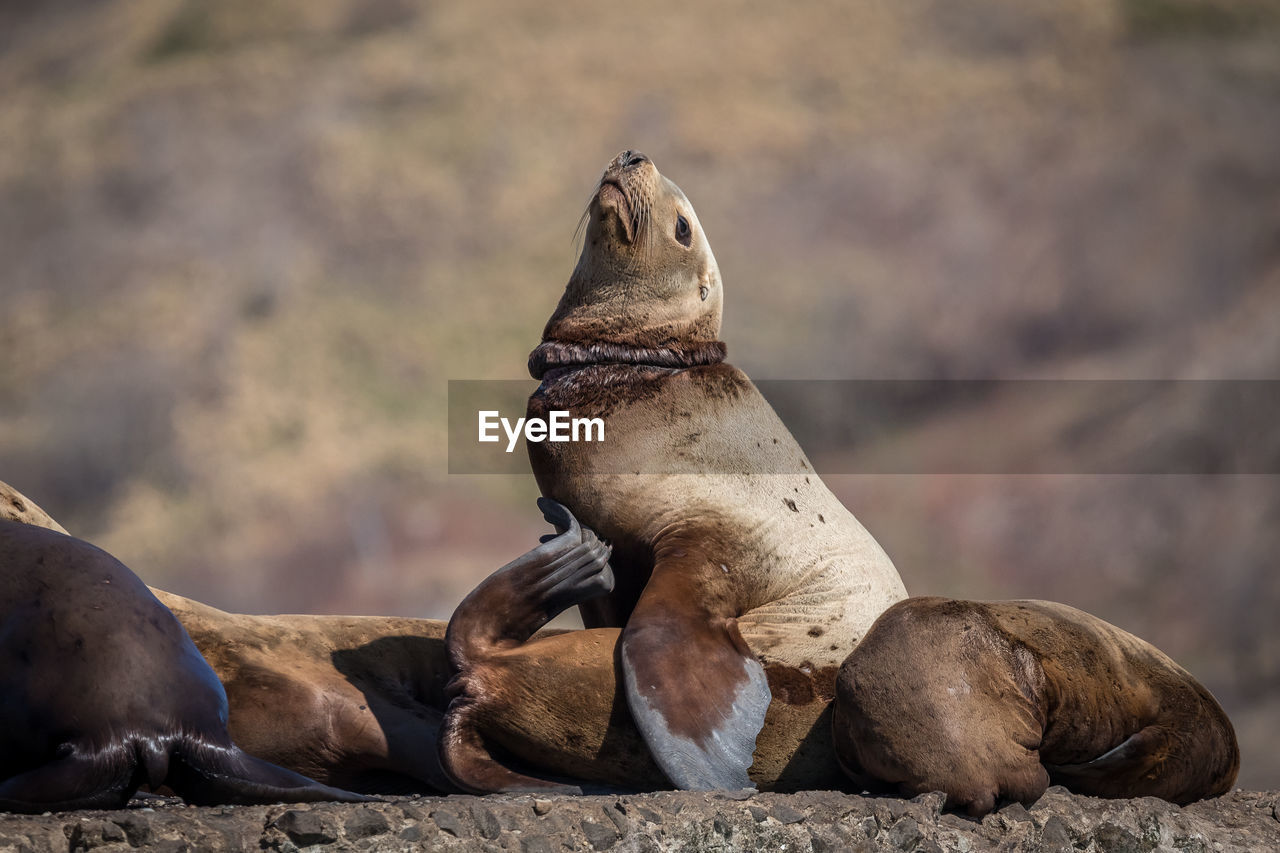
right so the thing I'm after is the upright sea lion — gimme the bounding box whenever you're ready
[833,597,1240,816]
[0,520,368,812]
[518,150,908,790]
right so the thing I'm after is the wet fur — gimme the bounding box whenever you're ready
[0,519,366,811]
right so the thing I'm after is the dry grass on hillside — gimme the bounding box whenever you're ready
[1,0,1277,785]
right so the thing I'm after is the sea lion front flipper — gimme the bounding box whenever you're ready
[1044,725,1182,799]
[620,552,770,791]
[167,741,375,805]
[0,752,135,813]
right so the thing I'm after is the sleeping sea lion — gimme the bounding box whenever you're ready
[833,597,1240,816]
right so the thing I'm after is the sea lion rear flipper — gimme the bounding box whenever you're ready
[1045,725,1177,798]
[447,499,613,666]
[167,741,375,805]
[440,500,613,795]
[620,555,770,791]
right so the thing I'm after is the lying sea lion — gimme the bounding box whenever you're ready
[156,503,621,794]
[833,597,1240,816]
[155,592,453,794]
[0,519,368,812]
[520,150,908,790]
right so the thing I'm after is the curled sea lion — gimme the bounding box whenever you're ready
[440,499,847,794]
[833,597,1240,816]
[519,150,908,790]
[0,519,368,812]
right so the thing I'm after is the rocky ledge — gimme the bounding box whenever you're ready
[1,788,1275,852]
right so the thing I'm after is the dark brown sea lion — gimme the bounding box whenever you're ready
[519,150,907,790]
[0,519,369,812]
[833,597,1240,817]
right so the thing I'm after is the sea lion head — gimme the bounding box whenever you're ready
[530,151,726,379]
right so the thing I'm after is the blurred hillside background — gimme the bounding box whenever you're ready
[1,0,1277,786]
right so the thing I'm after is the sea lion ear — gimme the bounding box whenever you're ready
[619,549,770,790]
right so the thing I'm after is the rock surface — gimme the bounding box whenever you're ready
[1,789,1275,852]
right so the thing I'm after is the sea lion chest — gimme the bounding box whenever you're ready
[527,363,906,668]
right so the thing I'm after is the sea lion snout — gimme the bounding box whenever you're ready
[594,150,659,245]
[596,181,634,243]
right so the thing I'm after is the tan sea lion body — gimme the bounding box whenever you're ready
[173,522,844,795]
[155,591,456,794]
[510,151,907,790]
[834,597,1240,816]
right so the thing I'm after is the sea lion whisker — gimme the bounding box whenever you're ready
[572,206,591,257]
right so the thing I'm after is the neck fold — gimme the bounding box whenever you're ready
[528,339,727,380]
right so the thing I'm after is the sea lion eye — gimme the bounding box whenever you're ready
[675,214,691,246]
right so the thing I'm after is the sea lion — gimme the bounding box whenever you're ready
[156,592,453,794]
[833,597,1240,817]
[517,150,908,790]
[0,519,368,812]
[157,502,618,795]
[170,501,850,796]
